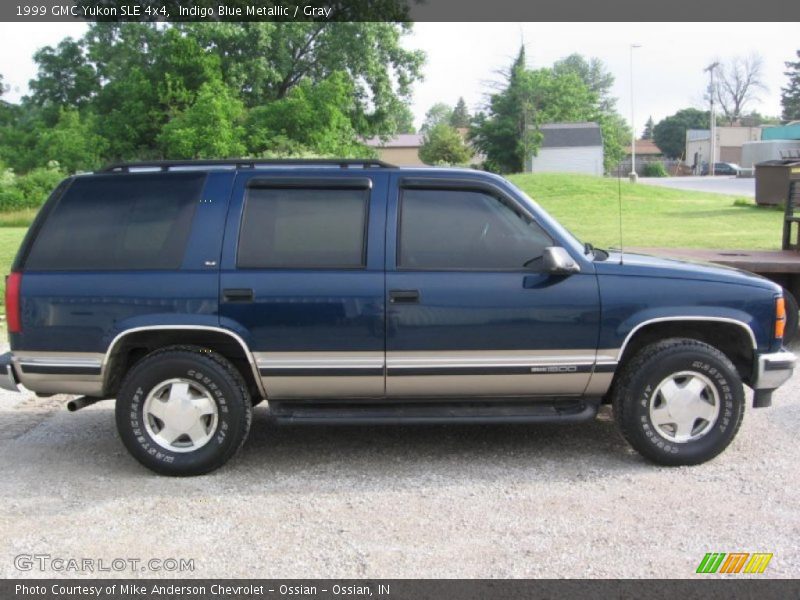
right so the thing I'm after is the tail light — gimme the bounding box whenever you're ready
[5,272,22,334]
[775,296,786,340]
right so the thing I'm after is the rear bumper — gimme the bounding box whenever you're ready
[754,349,796,391]
[0,352,20,392]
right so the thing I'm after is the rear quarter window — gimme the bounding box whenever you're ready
[23,173,205,271]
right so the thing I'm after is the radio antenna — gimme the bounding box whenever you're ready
[618,164,624,265]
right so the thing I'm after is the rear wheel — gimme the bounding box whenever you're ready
[613,338,745,466]
[115,346,252,476]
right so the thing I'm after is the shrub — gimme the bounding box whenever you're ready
[0,164,65,211]
[642,162,669,177]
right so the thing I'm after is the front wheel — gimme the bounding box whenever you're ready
[115,346,252,476]
[612,338,745,466]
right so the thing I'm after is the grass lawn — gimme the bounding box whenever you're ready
[0,174,787,308]
[509,173,784,250]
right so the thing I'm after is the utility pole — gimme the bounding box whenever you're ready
[704,62,719,176]
[629,44,641,182]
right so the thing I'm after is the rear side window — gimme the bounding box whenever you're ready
[238,187,368,269]
[24,173,204,271]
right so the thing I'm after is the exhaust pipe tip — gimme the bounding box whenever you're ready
[66,396,103,412]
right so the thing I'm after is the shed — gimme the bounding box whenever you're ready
[527,122,604,176]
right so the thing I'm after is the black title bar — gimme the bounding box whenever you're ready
[2,0,800,21]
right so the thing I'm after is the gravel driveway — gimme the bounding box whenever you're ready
[1,342,798,579]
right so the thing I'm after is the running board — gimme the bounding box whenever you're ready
[270,399,599,425]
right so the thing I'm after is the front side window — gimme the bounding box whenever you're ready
[399,188,552,270]
[238,186,368,269]
[25,173,204,271]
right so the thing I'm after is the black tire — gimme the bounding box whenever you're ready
[115,346,252,476]
[612,338,745,466]
[782,288,799,344]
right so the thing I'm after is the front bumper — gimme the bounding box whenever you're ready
[754,349,796,391]
[0,352,20,392]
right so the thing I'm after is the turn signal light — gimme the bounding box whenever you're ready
[775,297,786,340]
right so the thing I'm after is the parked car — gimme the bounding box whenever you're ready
[702,162,741,176]
[1,159,795,475]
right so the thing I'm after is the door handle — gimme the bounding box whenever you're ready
[389,289,420,304]
[223,288,254,303]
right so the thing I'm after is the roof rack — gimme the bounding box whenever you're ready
[99,158,397,173]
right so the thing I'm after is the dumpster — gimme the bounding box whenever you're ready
[755,159,800,206]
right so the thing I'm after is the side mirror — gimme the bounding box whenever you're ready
[542,246,580,274]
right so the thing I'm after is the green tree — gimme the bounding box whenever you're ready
[553,53,616,112]
[652,108,709,159]
[153,28,223,115]
[471,46,601,173]
[0,105,49,172]
[781,50,800,121]
[180,22,424,137]
[158,80,246,159]
[28,38,99,119]
[92,66,161,161]
[450,97,470,128]
[13,21,424,169]
[245,72,370,157]
[421,102,453,133]
[469,46,532,173]
[35,108,106,173]
[598,113,631,174]
[0,74,7,99]
[642,116,655,140]
[419,123,472,165]
[393,104,417,134]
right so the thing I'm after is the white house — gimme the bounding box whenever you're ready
[527,122,604,176]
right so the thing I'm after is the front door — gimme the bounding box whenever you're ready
[219,172,387,400]
[385,178,600,398]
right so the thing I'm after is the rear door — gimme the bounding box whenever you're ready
[219,171,387,400]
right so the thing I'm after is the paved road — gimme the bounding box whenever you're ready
[1,344,798,579]
[639,176,755,198]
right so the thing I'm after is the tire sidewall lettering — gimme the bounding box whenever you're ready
[624,346,744,463]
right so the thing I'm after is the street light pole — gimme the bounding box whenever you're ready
[704,62,719,177]
[629,44,641,183]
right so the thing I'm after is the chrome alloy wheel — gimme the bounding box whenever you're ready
[649,370,721,443]
[143,378,219,453]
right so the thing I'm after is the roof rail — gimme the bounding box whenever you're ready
[98,158,397,173]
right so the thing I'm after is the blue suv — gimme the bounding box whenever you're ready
[1,159,795,475]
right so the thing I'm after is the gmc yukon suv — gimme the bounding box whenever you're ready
[1,159,795,475]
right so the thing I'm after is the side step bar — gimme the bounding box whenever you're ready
[270,399,600,425]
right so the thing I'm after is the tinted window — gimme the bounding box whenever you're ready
[238,187,368,269]
[399,188,552,270]
[25,173,204,271]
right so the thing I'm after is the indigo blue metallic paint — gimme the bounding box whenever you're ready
[13,173,232,353]
[8,166,784,394]
[218,170,388,354]
[595,253,781,353]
